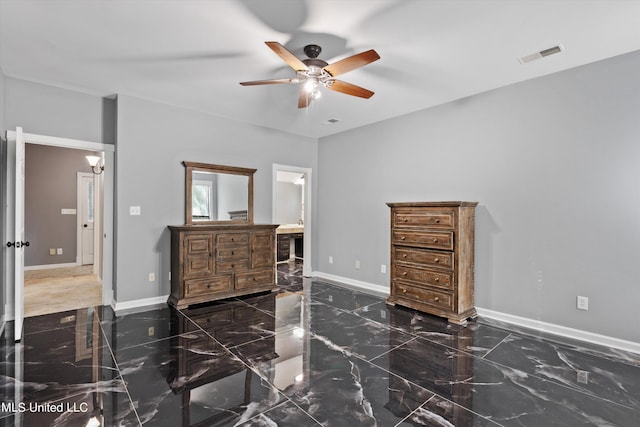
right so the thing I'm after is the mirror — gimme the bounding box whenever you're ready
[184,161,255,224]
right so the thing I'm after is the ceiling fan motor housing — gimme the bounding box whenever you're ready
[304,44,322,58]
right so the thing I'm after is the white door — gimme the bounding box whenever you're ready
[78,173,95,265]
[13,127,26,342]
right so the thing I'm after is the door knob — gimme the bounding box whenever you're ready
[84,224,88,228]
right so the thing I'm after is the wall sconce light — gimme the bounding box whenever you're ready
[85,155,104,175]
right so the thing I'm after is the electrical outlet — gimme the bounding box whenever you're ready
[49,248,56,256]
[577,370,589,384]
[148,326,155,337]
[381,264,387,273]
[56,248,63,255]
[355,260,361,269]
[130,206,141,216]
[148,272,156,282]
[577,296,589,311]
[328,256,333,264]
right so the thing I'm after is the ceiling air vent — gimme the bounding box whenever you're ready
[518,45,564,64]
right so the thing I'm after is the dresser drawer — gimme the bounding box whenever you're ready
[393,230,454,251]
[184,276,232,297]
[235,269,274,290]
[395,265,453,290]
[217,247,249,260]
[216,259,249,273]
[393,208,455,229]
[394,247,454,270]
[216,233,249,246]
[393,281,453,311]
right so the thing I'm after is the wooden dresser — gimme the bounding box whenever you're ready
[168,224,278,308]
[386,201,478,324]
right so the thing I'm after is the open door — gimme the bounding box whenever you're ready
[6,127,26,342]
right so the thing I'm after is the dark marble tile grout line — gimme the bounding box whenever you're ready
[96,310,143,427]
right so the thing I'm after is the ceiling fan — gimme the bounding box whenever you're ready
[240,42,380,108]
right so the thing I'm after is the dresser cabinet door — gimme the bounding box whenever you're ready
[183,233,214,277]
[251,232,275,269]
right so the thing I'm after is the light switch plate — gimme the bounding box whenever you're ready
[130,206,141,216]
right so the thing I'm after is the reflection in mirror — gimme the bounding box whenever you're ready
[184,162,255,224]
[191,171,249,221]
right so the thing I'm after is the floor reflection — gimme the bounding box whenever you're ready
[2,261,639,426]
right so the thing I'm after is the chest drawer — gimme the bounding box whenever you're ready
[393,230,454,251]
[394,247,453,270]
[184,276,232,297]
[395,265,453,290]
[393,281,452,311]
[393,208,455,229]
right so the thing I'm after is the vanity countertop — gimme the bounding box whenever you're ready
[277,224,304,234]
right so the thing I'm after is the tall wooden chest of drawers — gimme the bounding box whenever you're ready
[168,224,278,308]
[386,202,478,324]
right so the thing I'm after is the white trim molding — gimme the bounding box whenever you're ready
[111,295,169,313]
[312,271,389,297]
[24,262,79,271]
[476,307,640,355]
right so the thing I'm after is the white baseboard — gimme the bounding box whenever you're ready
[112,295,169,313]
[476,307,640,355]
[25,262,79,271]
[312,271,389,297]
[310,272,639,355]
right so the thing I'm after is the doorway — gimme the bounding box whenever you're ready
[23,145,103,317]
[272,164,312,277]
[4,130,114,334]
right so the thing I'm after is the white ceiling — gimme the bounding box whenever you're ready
[2,0,640,139]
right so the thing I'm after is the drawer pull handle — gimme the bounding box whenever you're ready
[400,236,406,241]
[435,219,440,223]
[434,258,440,263]
[402,289,407,293]
[402,254,407,258]
[433,238,439,243]
[434,277,440,282]
[231,251,235,255]
[434,296,440,302]
[403,218,408,222]
[402,272,408,276]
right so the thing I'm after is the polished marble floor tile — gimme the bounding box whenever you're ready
[2,263,640,426]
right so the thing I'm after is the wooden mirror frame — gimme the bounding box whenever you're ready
[184,161,256,225]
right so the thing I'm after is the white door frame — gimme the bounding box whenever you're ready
[4,130,115,320]
[272,164,312,277]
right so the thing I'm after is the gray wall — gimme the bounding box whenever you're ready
[114,94,317,302]
[24,144,97,266]
[275,181,303,224]
[4,77,114,144]
[316,50,640,343]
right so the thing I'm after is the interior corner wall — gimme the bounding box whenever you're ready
[114,95,317,303]
[316,50,640,343]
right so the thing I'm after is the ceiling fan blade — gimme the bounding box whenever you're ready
[239,78,297,86]
[265,41,309,72]
[327,80,375,99]
[298,88,311,109]
[323,49,380,77]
